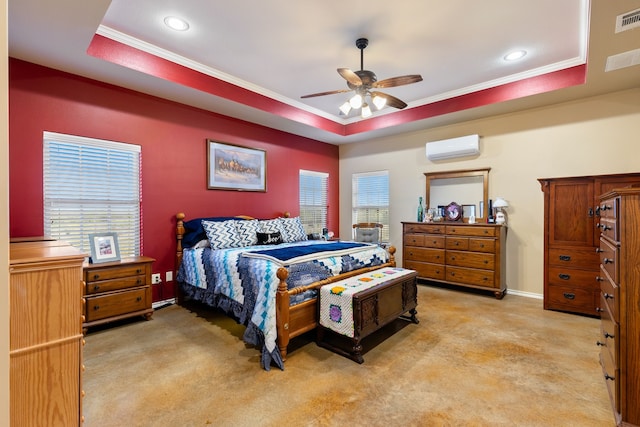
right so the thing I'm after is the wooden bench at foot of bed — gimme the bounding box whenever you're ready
[316,268,419,363]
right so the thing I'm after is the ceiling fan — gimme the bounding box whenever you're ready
[301,38,423,117]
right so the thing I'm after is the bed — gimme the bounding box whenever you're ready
[174,212,396,370]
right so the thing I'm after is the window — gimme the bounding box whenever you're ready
[352,170,389,242]
[299,170,328,235]
[43,132,142,257]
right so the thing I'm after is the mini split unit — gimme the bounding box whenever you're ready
[425,135,480,161]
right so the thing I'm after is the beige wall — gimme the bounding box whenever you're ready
[2,0,10,422]
[340,88,640,297]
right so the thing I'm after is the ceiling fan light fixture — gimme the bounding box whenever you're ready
[339,101,352,115]
[361,103,372,118]
[372,94,387,110]
[349,94,363,109]
[164,16,190,31]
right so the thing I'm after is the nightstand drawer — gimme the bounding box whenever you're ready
[85,288,148,322]
[85,264,148,282]
[85,275,146,295]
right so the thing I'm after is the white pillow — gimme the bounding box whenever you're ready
[259,219,285,235]
[278,217,308,243]
[202,220,243,250]
[235,219,261,246]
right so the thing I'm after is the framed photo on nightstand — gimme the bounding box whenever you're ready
[88,232,121,263]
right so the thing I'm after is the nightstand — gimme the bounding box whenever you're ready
[83,256,155,333]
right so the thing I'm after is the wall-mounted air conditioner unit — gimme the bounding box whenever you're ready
[425,135,480,161]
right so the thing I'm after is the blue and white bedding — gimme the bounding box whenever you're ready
[177,240,388,370]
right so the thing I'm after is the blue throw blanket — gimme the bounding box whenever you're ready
[241,241,370,264]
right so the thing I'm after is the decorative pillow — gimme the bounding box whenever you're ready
[256,231,283,245]
[202,220,243,250]
[259,219,285,235]
[278,216,308,243]
[235,219,261,246]
[182,216,239,248]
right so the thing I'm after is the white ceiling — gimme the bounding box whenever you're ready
[8,0,640,144]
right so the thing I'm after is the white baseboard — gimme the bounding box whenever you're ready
[152,298,176,309]
[506,289,543,300]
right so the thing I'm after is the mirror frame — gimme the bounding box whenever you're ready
[424,168,491,219]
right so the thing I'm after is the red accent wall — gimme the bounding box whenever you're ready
[8,58,339,301]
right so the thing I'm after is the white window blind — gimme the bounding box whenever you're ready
[299,170,328,235]
[43,132,142,257]
[352,170,390,242]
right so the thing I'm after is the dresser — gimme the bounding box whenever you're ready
[538,173,640,316]
[83,256,154,332]
[597,187,640,426]
[402,222,507,298]
[9,239,86,426]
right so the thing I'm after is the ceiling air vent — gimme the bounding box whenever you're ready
[616,8,640,33]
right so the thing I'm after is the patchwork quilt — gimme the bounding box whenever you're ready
[177,240,388,370]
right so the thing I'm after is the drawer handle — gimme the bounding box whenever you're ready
[136,296,142,302]
[93,305,100,311]
[136,269,143,274]
[483,230,488,234]
[604,331,615,339]
[595,248,603,253]
[483,260,488,264]
[563,292,575,300]
[450,256,456,261]
[93,285,100,291]
[603,258,613,264]
[479,244,485,248]
[604,373,615,381]
[596,276,604,282]
[432,240,438,244]
[600,204,611,211]
[93,274,100,280]
[595,307,604,313]
[604,293,614,300]
[454,241,459,246]
[136,279,142,285]
[559,255,571,261]
[558,273,570,280]
[596,341,605,346]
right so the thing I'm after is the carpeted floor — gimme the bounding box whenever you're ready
[83,284,614,427]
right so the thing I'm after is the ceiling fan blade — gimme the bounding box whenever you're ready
[373,74,423,89]
[300,89,352,99]
[337,68,362,86]
[371,91,408,109]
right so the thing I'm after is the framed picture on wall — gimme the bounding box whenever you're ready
[88,232,121,264]
[207,140,267,191]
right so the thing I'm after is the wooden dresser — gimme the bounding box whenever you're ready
[9,239,86,426]
[597,187,640,426]
[402,222,507,298]
[83,256,155,332]
[538,173,640,316]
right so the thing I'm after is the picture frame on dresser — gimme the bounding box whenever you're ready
[88,232,120,263]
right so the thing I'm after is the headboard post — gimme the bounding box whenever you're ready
[175,212,185,294]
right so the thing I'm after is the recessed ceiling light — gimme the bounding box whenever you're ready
[504,50,527,61]
[164,16,190,31]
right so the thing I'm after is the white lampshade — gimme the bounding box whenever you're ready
[372,94,387,110]
[361,103,372,118]
[349,94,363,109]
[493,197,509,208]
[339,101,352,115]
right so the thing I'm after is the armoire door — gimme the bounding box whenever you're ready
[548,179,595,248]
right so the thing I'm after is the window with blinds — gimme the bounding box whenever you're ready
[43,132,142,257]
[352,170,390,242]
[299,170,328,235]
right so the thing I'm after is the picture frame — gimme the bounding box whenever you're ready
[207,140,267,191]
[462,204,476,218]
[88,232,121,264]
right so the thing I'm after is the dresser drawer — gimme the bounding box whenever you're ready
[546,283,598,315]
[445,236,468,250]
[406,234,445,248]
[404,261,445,280]
[85,263,148,282]
[599,197,617,220]
[547,267,599,290]
[403,247,444,264]
[548,247,599,268]
[446,266,495,288]
[599,237,618,283]
[85,274,146,295]
[404,223,444,234]
[404,234,424,246]
[468,238,495,253]
[599,218,618,242]
[446,225,497,237]
[598,266,618,321]
[85,287,149,322]
[447,250,494,270]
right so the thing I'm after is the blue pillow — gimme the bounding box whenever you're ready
[182,216,240,248]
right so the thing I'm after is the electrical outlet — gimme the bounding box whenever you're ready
[151,273,161,284]
[166,271,173,282]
